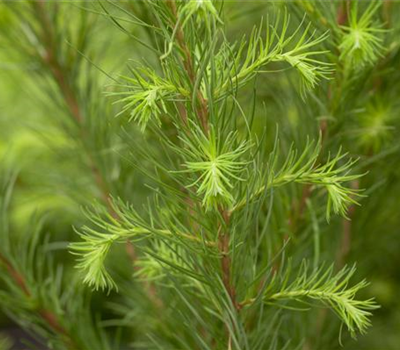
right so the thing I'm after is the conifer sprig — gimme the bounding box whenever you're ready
[133,240,191,282]
[176,128,250,209]
[214,14,332,98]
[70,200,216,291]
[179,0,223,29]
[110,67,183,131]
[242,263,379,339]
[339,1,386,69]
[233,140,363,222]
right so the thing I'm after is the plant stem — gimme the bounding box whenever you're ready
[32,1,114,214]
[218,209,239,310]
[0,255,30,297]
[32,1,82,125]
[31,0,162,310]
[166,0,239,326]
[0,253,79,350]
[336,180,359,268]
[306,8,350,349]
[337,0,350,27]
[166,0,209,134]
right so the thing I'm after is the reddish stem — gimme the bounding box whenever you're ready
[218,209,240,311]
[0,253,77,349]
[336,180,359,268]
[166,0,209,134]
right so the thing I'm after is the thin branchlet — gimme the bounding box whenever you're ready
[240,263,379,338]
[213,14,333,99]
[232,140,363,222]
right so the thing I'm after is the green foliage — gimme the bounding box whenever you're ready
[355,98,395,152]
[179,127,249,209]
[257,263,379,338]
[214,13,332,98]
[235,139,362,221]
[111,67,181,131]
[180,0,223,28]
[0,174,113,350]
[339,1,386,69]
[271,141,362,222]
[70,203,153,292]
[1,1,400,349]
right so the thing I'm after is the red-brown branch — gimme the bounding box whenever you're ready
[32,0,145,302]
[32,2,123,218]
[165,2,238,315]
[0,254,30,297]
[218,209,240,311]
[166,0,209,134]
[0,253,77,349]
[33,1,82,124]
[336,0,350,26]
[336,180,359,268]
